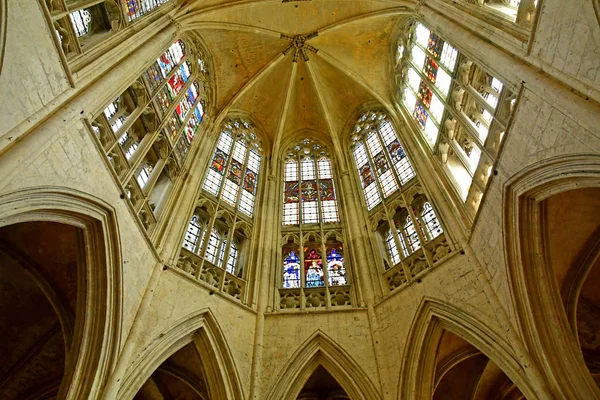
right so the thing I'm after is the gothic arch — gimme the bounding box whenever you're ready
[265,330,382,400]
[117,309,244,400]
[397,297,539,400]
[503,154,600,398]
[0,186,122,400]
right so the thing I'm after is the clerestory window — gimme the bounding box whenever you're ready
[202,119,262,218]
[350,111,416,211]
[280,138,347,292]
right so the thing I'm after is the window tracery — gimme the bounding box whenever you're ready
[179,202,250,302]
[395,21,516,217]
[88,37,212,234]
[202,118,263,218]
[279,138,351,310]
[350,110,416,211]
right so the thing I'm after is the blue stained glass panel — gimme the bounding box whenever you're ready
[283,250,301,288]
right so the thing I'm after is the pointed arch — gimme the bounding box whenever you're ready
[397,297,540,400]
[0,186,122,400]
[117,309,244,400]
[503,154,600,398]
[265,330,381,400]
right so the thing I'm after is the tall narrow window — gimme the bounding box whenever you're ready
[280,138,350,308]
[202,119,262,218]
[183,215,204,253]
[283,249,301,288]
[421,202,442,239]
[350,111,416,210]
[386,230,401,265]
[402,216,421,253]
[283,139,340,226]
[396,21,516,212]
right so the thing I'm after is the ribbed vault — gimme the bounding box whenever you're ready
[178,0,414,155]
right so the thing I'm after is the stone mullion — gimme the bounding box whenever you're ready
[194,210,218,279]
[375,127,404,194]
[388,213,413,280]
[169,95,203,149]
[315,161,331,307]
[148,55,191,100]
[360,138,386,206]
[405,200,435,268]
[218,219,237,291]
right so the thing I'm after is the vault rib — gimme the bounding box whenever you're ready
[271,62,298,167]
[181,21,282,38]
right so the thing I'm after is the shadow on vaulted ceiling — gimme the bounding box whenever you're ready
[178,0,413,149]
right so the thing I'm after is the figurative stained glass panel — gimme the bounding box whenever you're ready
[185,102,204,142]
[227,160,243,185]
[243,170,257,194]
[210,149,228,174]
[175,134,190,161]
[423,57,439,83]
[372,152,389,176]
[282,250,301,288]
[284,181,300,203]
[427,33,444,59]
[418,81,433,108]
[359,164,375,188]
[387,140,405,165]
[164,112,182,139]
[318,179,335,201]
[301,181,318,202]
[414,104,429,129]
[327,247,346,286]
[305,249,324,287]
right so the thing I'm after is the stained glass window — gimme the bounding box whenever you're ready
[202,119,262,218]
[183,215,204,253]
[143,40,186,92]
[402,216,421,253]
[282,139,340,226]
[305,249,324,288]
[204,228,220,265]
[397,21,513,209]
[126,0,171,22]
[351,112,416,210]
[283,249,301,288]
[326,247,346,286]
[226,240,238,274]
[421,202,443,239]
[386,230,401,266]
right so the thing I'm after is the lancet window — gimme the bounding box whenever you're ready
[350,111,416,211]
[348,110,454,292]
[179,202,250,293]
[279,139,351,310]
[202,118,263,218]
[89,37,212,234]
[174,117,263,303]
[395,21,516,216]
[44,0,171,63]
